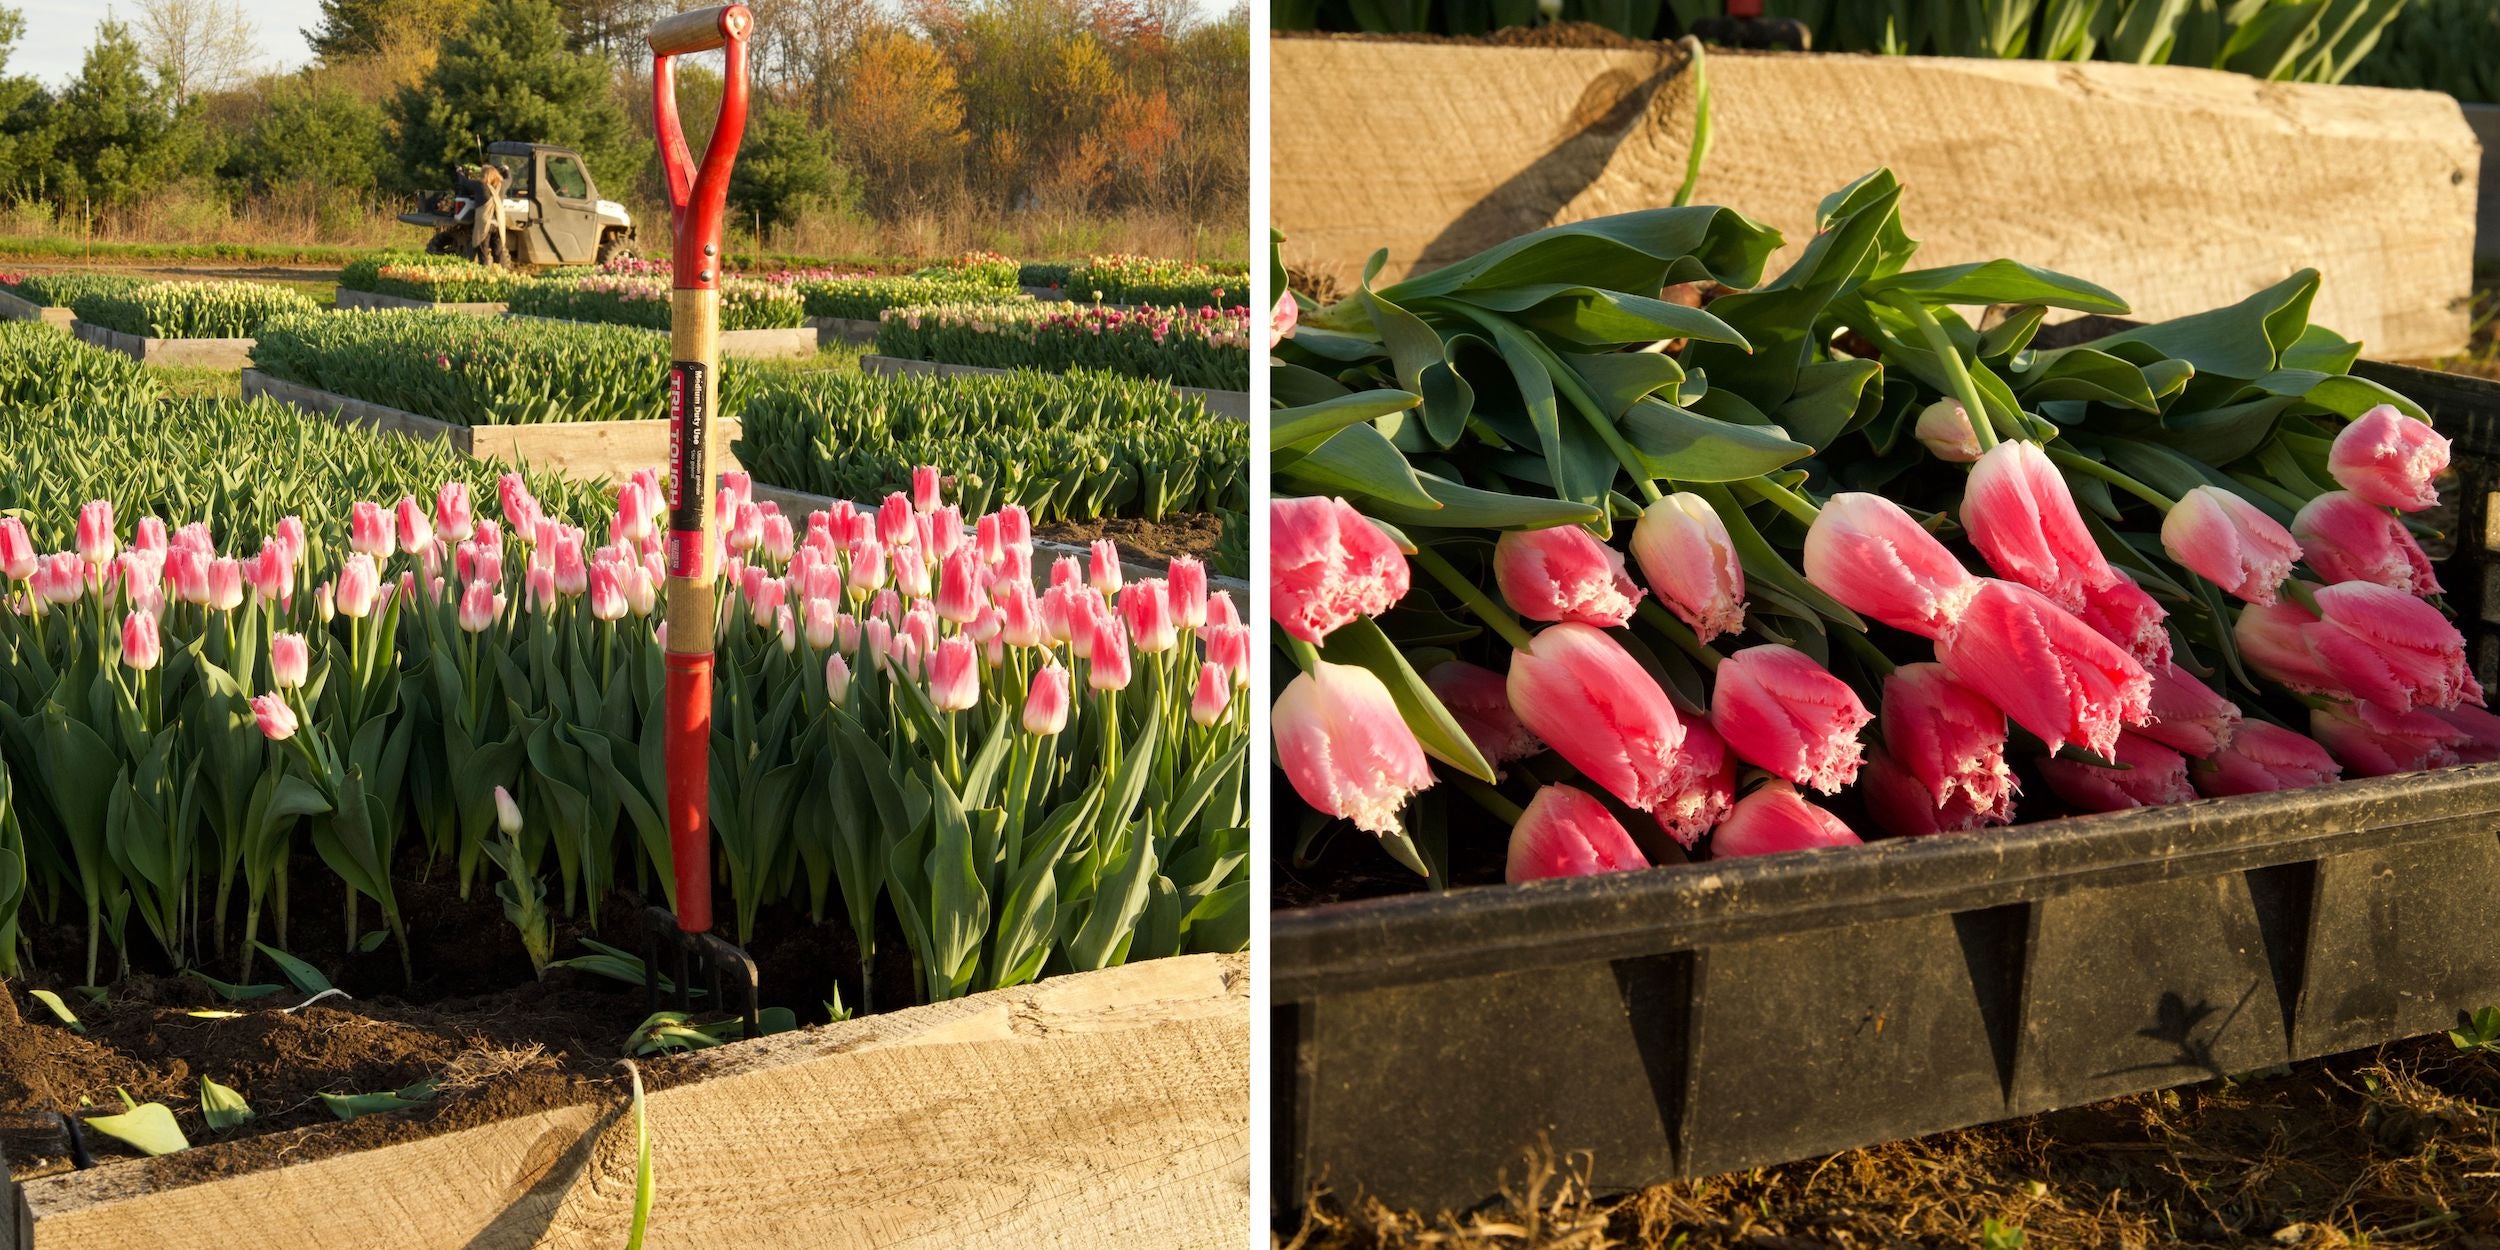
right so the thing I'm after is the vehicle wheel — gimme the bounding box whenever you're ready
[597,233,633,266]
[424,230,460,256]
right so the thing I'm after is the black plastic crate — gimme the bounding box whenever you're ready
[1273,358,2500,1215]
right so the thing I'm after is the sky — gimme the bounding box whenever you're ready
[9,0,328,86]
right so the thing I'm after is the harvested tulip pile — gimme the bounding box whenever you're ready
[1267,169,2485,887]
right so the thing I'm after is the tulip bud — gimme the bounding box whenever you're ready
[274,515,307,567]
[335,554,381,619]
[1207,590,1241,629]
[1710,644,1872,793]
[1507,622,1686,812]
[847,539,888,594]
[1938,579,2151,758]
[2038,732,2194,813]
[1190,661,1230,726]
[482,785,519,837]
[271,631,310,689]
[251,692,298,740]
[1120,579,1178,654]
[1424,659,1542,766]
[1493,524,1644,628]
[1023,663,1071,735]
[1709,782,1861,859]
[588,560,627,621]
[436,481,476,543]
[2291,491,2440,596]
[1273,661,1434,835]
[395,496,435,555]
[1088,539,1123,596]
[1088,613,1132,691]
[1271,496,1410,644]
[133,516,166,555]
[120,609,161,671]
[76,499,115,566]
[912,465,942,513]
[2196,721,2340,797]
[1880,663,2017,822]
[1860,747,1998,838]
[2161,486,2300,605]
[1630,494,1744,641]
[0,518,32,580]
[1914,399,1982,463]
[936,548,981,624]
[2304,580,2475,714]
[1802,493,1980,639]
[2328,405,2447,512]
[457,580,498,633]
[1269,290,1298,350]
[820,651,852,704]
[2136,662,2241,757]
[1962,440,2114,612]
[1505,785,1650,883]
[894,544,933,599]
[928,636,979,711]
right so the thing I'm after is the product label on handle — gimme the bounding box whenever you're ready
[666,361,710,577]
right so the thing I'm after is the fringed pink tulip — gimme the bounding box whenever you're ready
[2196,722,2340,797]
[120,610,160,671]
[132,517,165,555]
[251,693,298,741]
[168,549,208,604]
[335,554,381,619]
[2329,406,2447,512]
[437,481,476,543]
[1506,623,1686,812]
[1207,589,1241,629]
[2312,702,2469,778]
[1121,579,1177,654]
[75,500,114,566]
[1271,496,1410,644]
[1023,663,1070,734]
[32,553,83,606]
[2073,571,2171,672]
[1505,785,1650,883]
[2430,704,2500,764]
[1204,622,1251,686]
[0,518,32,581]
[1425,659,1543,767]
[2306,580,2474,714]
[395,496,435,554]
[1937,579,2151,758]
[2037,733,2194,813]
[1494,524,1643,627]
[1879,663,2016,823]
[1168,556,1208,629]
[1274,662,1433,835]
[802,597,838,650]
[271,632,310,689]
[1709,644,1871,793]
[1088,614,1132,691]
[936,548,981,624]
[1914,399,1983,463]
[2161,486,2299,605]
[1191,662,1230,726]
[927,636,979,711]
[1631,494,1745,641]
[1802,493,1980,638]
[875,492,913,548]
[2292,491,2440,595]
[996,580,1043,647]
[348,500,395,559]
[2233,598,2338,694]
[587,560,627,621]
[1962,440,2114,611]
[2137,662,2242,757]
[1710,782,1861,858]
[1657,719,1736,848]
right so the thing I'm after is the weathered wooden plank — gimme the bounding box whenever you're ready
[16,955,1247,1250]
[70,321,254,370]
[0,289,72,329]
[804,315,881,344]
[501,313,819,361]
[242,370,742,484]
[1272,41,2479,359]
[858,355,1252,421]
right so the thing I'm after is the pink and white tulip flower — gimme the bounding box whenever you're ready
[2304,580,2474,713]
[349,500,395,559]
[1121,579,1177,654]
[1710,782,1861,858]
[457,580,498,633]
[251,693,298,741]
[2136,662,2242,757]
[1937,579,2151,758]
[1167,556,1209,630]
[927,636,979,711]
[1493,524,1643,628]
[912,465,942,514]
[2196,721,2340,797]
[1269,291,1298,350]
[2160,486,2300,605]
[1191,662,1230,726]
[2311,702,2470,778]
[1271,496,1410,644]
[271,631,310,689]
[1709,644,1871,794]
[1505,785,1649,883]
[1088,539,1123,595]
[1657,719,1737,848]
[1424,659,1542,767]
[335,554,382,619]
[1879,663,2016,824]
[1914,399,1983,463]
[1087,614,1132,690]
[2037,732,2194,813]
[1630,493,1745,641]
[1506,622,1686,812]
[2328,406,2447,512]
[76,500,114,566]
[0,518,32,581]
[1023,663,1071,735]
[120,610,161,671]
[1802,493,1980,638]
[1272,661,1434,835]
[2292,490,2440,595]
[1962,440,2115,612]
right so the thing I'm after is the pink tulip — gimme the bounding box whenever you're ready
[244,544,291,602]
[1203,622,1250,686]
[2136,662,2242,757]
[847,539,888,594]
[2196,721,2340,797]
[1121,579,1177,654]
[31,553,82,606]
[1861,748,2000,838]
[2430,704,2500,764]
[2311,702,2468,777]
[761,513,795,564]
[271,631,310,688]
[2161,486,2299,605]
[875,492,913,548]
[1506,623,1686,812]
[1631,493,1745,641]
[2305,580,2474,713]
[1424,659,1542,766]
[0,518,32,580]
[1938,579,2151,758]
[120,610,161,671]
[436,481,476,542]
[1272,661,1434,835]
[1207,590,1241,629]
[1050,555,1081,592]
[274,516,307,567]
[1271,496,1410,644]
[167,548,208,604]
[349,500,395,559]
[1657,719,1736,848]
[2328,406,2447,512]
[2073,571,2171,672]
[171,522,213,557]
[457,580,497,633]
[75,500,114,565]
[1802,493,1980,638]
[1914,399,1983,463]
[1709,644,1871,793]
[819,651,851,703]
[1962,440,2115,612]
[588,560,627,621]
[499,474,536,533]
[251,693,298,741]
[1088,539,1123,596]
[2292,491,2439,595]
[799,597,837,650]
[1709,782,1861,858]
[335,553,381,619]
[2038,733,2194,813]
[2233,599,2337,694]
[927,636,979,711]
[1191,661,1230,726]
[1505,785,1650,883]
[936,548,981,624]
[1493,524,1643,627]
[996,580,1044,647]
[1023,663,1071,735]
[1879,663,2016,823]
[1167,556,1208,630]
[132,517,166,555]
[894,543,932,598]
[1269,291,1297,350]
[395,496,435,555]
[1088,614,1132,691]
[912,465,942,514]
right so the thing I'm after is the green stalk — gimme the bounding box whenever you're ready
[1409,545,1537,651]
[1738,476,1823,526]
[1449,774,1527,823]
[1887,295,2001,451]
[1637,601,1722,670]
[2043,445,2177,510]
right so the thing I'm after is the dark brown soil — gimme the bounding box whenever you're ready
[1041,510,1227,568]
[1285,1033,2500,1249]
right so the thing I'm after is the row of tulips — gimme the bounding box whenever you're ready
[794,275,1031,323]
[0,270,146,309]
[505,272,808,331]
[0,466,1251,1000]
[877,300,1256,391]
[1267,168,2487,887]
[1061,254,1252,310]
[338,253,545,303]
[72,281,323,340]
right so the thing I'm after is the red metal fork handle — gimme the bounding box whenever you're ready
[663,650,714,934]
[649,4,752,291]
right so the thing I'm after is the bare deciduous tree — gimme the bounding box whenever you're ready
[134,0,258,99]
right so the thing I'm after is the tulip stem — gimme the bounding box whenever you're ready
[1887,295,2000,451]
[1836,627,1897,678]
[1739,476,1822,527]
[1637,601,1721,670]
[1450,774,1527,824]
[1410,545,1538,652]
[2042,446,2176,511]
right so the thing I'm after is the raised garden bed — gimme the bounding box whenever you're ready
[804,315,880,344]
[334,288,506,316]
[0,289,71,329]
[501,313,816,361]
[240,370,743,485]
[69,321,253,371]
[861,355,1251,421]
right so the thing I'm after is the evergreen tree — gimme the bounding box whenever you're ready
[222,76,391,193]
[45,19,192,206]
[388,0,632,192]
[728,98,840,231]
[0,5,54,199]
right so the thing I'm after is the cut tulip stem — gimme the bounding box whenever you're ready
[1449,774,1527,824]
[2042,445,2176,511]
[1739,476,1822,527]
[1888,295,2001,451]
[1410,544,1538,651]
[1637,600,1722,670]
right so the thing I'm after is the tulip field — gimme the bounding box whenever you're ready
[69,281,324,340]
[1267,166,2482,888]
[505,272,808,331]
[878,301,1256,391]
